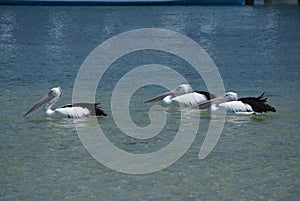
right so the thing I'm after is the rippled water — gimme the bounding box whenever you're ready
[0,4,299,200]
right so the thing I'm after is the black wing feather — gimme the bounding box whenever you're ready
[60,103,107,116]
[238,93,276,113]
[194,91,216,100]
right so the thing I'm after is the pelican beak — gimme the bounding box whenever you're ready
[24,93,54,117]
[145,89,177,103]
[197,95,225,110]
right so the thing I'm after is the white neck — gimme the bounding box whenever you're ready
[45,96,60,116]
[209,104,218,112]
[163,95,174,105]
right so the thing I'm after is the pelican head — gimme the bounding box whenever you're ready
[225,92,238,101]
[24,87,62,117]
[49,87,63,98]
[145,84,193,103]
[175,84,193,95]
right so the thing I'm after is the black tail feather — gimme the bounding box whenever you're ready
[95,103,107,116]
[239,92,276,113]
[257,92,265,100]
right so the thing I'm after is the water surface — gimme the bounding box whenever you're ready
[0,4,299,200]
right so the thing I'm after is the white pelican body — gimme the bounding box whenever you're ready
[198,92,276,115]
[145,84,216,107]
[24,87,107,118]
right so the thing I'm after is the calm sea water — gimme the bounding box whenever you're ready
[1,4,300,201]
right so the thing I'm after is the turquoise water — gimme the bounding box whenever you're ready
[1,5,300,200]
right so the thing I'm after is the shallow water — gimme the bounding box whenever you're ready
[0,4,299,200]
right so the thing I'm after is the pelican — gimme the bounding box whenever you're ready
[145,84,216,107]
[197,92,276,114]
[24,87,107,118]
